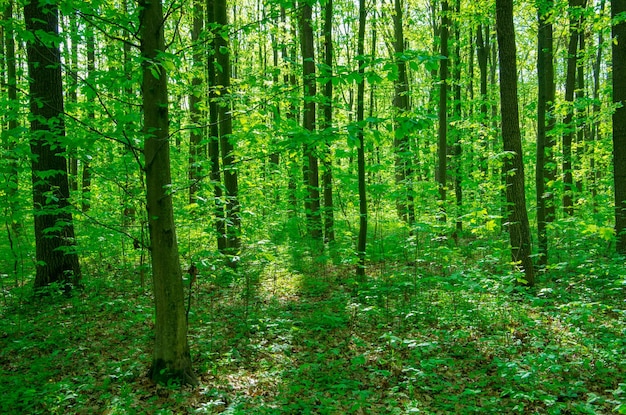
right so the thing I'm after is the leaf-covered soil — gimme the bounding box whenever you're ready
[1,241,625,414]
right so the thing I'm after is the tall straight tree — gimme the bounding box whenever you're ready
[536,0,557,267]
[188,0,204,204]
[356,0,367,278]
[139,0,197,385]
[214,0,241,255]
[321,0,335,242]
[436,0,450,223]
[613,0,626,253]
[562,0,586,215]
[24,0,81,290]
[207,0,226,252]
[300,0,322,240]
[392,0,415,226]
[495,0,535,285]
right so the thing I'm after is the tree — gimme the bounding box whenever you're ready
[321,0,335,243]
[139,0,197,385]
[436,0,450,223]
[613,0,626,253]
[392,0,415,226]
[214,0,241,257]
[495,0,535,285]
[300,1,322,240]
[189,0,204,204]
[536,0,557,267]
[24,0,81,291]
[356,0,367,278]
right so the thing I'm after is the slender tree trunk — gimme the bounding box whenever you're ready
[214,0,241,256]
[562,0,586,216]
[3,0,19,226]
[452,0,462,236]
[476,23,489,173]
[436,0,449,223]
[300,2,322,240]
[496,0,535,285]
[356,0,367,278]
[207,0,226,252]
[25,0,81,291]
[536,0,556,267]
[140,0,197,385]
[612,0,626,253]
[392,0,415,226]
[322,0,335,243]
[82,23,95,212]
[189,0,204,204]
[590,0,606,209]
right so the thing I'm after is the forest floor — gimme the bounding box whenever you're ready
[1,236,626,414]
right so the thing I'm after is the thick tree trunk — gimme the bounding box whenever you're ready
[496,0,535,285]
[300,2,322,240]
[25,0,81,291]
[140,0,197,385]
[613,0,626,253]
[356,0,367,278]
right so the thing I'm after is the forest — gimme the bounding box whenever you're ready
[1,0,626,412]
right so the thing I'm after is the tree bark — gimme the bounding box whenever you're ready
[25,0,81,291]
[496,0,535,285]
[613,0,626,253]
[536,0,556,267]
[189,0,204,204]
[322,0,335,243]
[214,0,241,257]
[140,0,197,385]
[300,1,322,240]
[436,0,449,223]
[392,0,415,226]
[356,0,367,278]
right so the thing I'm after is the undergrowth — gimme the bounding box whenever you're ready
[1,234,625,414]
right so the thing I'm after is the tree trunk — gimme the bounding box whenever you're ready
[189,0,204,204]
[25,0,81,291]
[140,0,197,385]
[322,0,335,243]
[562,0,586,216]
[392,0,415,226]
[300,2,322,240]
[452,0,462,236]
[495,0,535,285]
[613,0,626,253]
[536,0,556,267]
[82,23,95,213]
[214,0,241,257]
[436,0,449,223]
[356,0,367,278]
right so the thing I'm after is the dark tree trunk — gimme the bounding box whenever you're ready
[189,0,204,204]
[4,0,19,226]
[322,0,335,243]
[299,2,322,240]
[436,0,449,223]
[214,0,241,257]
[452,0,462,236]
[613,0,626,253]
[25,0,81,291]
[139,0,197,385]
[356,0,367,278]
[82,23,95,213]
[392,0,415,226]
[496,0,535,285]
[590,0,606,209]
[536,0,556,267]
[562,0,586,216]
[207,0,226,252]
